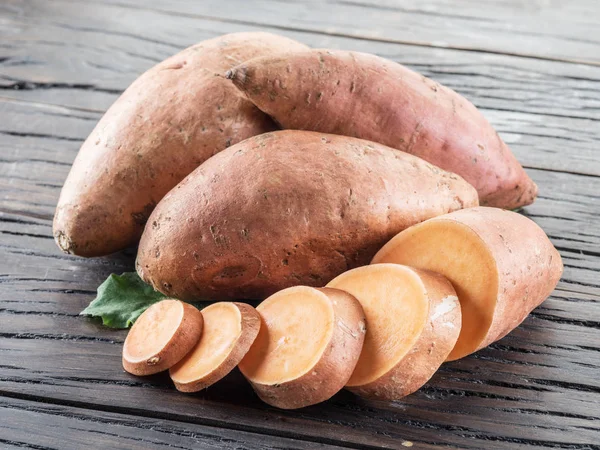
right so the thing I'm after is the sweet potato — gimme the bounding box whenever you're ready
[327,264,461,400]
[170,302,260,392]
[136,130,478,300]
[54,32,308,257]
[122,299,203,376]
[372,207,563,360]
[238,286,365,409]
[227,49,537,209]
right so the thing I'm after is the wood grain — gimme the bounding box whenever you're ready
[3,0,600,120]
[63,0,600,65]
[0,397,344,450]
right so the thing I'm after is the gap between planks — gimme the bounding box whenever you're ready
[0,390,401,450]
[0,395,351,450]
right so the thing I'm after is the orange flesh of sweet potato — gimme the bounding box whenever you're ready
[327,264,460,400]
[122,300,203,376]
[239,286,366,409]
[169,302,260,392]
[372,207,563,360]
[241,292,333,384]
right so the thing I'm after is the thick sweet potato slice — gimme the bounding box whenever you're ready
[327,264,461,400]
[372,207,563,360]
[122,300,203,375]
[239,286,366,409]
[170,302,260,392]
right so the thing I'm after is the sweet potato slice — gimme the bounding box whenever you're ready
[123,300,203,376]
[327,264,461,400]
[372,207,563,360]
[239,286,366,409]
[169,302,260,392]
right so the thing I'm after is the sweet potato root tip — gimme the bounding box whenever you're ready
[327,264,461,400]
[225,66,247,85]
[169,302,260,392]
[122,300,203,376]
[239,286,365,409]
[372,207,563,360]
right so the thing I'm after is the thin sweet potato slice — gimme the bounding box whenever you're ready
[327,264,461,400]
[170,302,260,392]
[372,207,563,360]
[239,286,366,409]
[122,300,203,376]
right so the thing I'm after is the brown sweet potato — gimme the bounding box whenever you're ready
[372,207,563,360]
[327,264,461,400]
[238,286,366,409]
[136,130,478,300]
[227,49,537,209]
[54,32,307,257]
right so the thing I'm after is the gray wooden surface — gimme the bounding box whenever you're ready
[0,0,599,449]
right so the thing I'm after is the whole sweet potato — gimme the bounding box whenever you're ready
[372,207,563,360]
[136,130,478,300]
[227,49,537,209]
[54,32,307,257]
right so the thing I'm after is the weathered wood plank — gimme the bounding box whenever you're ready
[0,396,345,450]
[69,0,600,65]
[3,0,600,122]
[0,337,597,449]
[0,214,598,449]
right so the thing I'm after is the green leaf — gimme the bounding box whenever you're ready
[81,272,168,328]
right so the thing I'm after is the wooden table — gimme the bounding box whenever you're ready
[1,1,599,448]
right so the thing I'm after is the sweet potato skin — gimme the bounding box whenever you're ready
[136,130,478,300]
[346,266,461,400]
[372,207,563,356]
[448,208,562,350]
[54,32,308,257]
[241,287,366,409]
[227,49,537,210]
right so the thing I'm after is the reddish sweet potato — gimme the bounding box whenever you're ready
[136,130,478,300]
[54,32,307,257]
[227,49,537,209]
[372,207,563,360]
